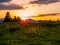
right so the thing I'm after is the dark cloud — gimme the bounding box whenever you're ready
[0,0,23,10]
[39,13,60,16]
[31,13,60,17]
[0,0,11,3]
[30,0,60,4]
[0,4,23,10]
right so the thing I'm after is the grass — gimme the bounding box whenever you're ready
[0,22,60,45]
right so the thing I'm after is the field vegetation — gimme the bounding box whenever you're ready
[0,21,60,45]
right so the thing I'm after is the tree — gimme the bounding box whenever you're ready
[13,16,17,22]
[17,17,21,22]
[4,12,12,22]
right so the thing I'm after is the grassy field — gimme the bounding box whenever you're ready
[0,22,60,45]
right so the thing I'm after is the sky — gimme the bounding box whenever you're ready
[0,0,60,20]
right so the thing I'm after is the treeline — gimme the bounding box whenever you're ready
[4,12,21,22]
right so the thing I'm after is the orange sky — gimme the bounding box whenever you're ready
[0,2,60,20]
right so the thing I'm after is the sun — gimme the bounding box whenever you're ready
[16,10,33,20]
[16,4,39,20]
[16,8,35,20]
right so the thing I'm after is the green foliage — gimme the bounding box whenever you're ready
[0,22,60,45]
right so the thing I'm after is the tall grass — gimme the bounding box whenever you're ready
[0,22,60,45]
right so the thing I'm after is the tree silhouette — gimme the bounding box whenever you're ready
[4,12,12,22]
[13,16,17,22]
[17,17,21,22]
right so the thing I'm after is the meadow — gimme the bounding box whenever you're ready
[0,21,60,45]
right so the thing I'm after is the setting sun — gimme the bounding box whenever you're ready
[16,9,34,20]
[16,4,39,20]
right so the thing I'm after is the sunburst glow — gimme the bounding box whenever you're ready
[16,8,37,20]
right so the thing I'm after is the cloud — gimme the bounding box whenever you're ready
[0,0,60,10]
[0,0,37,10]
[0,4,23,10]
[30,0,60,4]
[39,13,60,16]
[31,13,60,17]
[0,0,11,3]
[0,0,23,10]
[9,0,37,5]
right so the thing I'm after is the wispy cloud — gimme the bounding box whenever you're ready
[30,13,60,17]
[10,0,37,5]
[0,4,23,10]
[0,0,23,10]
[30,0,60,4]
[0,0,11,3]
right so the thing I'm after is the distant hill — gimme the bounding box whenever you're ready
[0,18,4,22]
[27,19,38,23]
